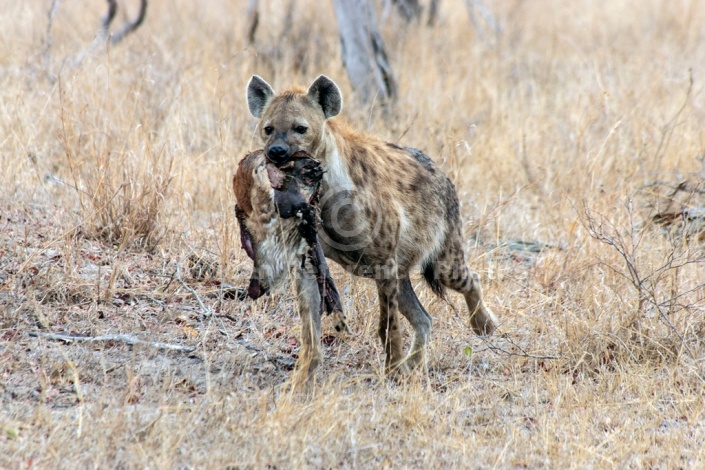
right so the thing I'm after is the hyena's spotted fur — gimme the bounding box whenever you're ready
[246,75,499,373]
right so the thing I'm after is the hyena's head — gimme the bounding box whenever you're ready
[246,75,342,164]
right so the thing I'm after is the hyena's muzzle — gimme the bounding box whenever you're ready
[265,132,301,164]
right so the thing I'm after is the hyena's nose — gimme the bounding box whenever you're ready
[267,144,289,163]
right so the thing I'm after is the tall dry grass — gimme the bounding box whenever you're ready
[1,0,704,467]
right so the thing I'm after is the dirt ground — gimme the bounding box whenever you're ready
[3,200,703,468]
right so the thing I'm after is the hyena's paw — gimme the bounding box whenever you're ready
[330,310,352,335]
[403,350,427,372]
[293,347,322,385]
[470,303,499,336]
[386,360,429,383]
[384,357,412,378]
[467,272,499,336]
[385,354,427,383]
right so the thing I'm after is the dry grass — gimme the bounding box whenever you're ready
[2,0,705,467]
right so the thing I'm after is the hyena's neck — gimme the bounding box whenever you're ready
[318,124,354,191]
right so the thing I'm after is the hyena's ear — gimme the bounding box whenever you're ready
[307,75,342,119]
[247,76,275,118]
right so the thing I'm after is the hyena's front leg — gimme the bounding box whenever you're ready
[376,275,407,373]
[294,259,323,383]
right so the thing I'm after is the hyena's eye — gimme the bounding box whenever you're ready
[263,126,274,135]
[293,125,308,134]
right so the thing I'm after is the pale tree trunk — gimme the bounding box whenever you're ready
[331,0,397,104]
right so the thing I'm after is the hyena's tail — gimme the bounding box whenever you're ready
[421,260,446,300]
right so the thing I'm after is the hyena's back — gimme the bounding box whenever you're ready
[318,123,462,290]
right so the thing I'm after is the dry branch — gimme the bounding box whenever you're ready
[29,331,197,352]
[477,335,560,360]
[101,0,118,34]
[110,0,148,44]
[72,0,148,66]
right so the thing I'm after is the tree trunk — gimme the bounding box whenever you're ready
[331,0,396,104]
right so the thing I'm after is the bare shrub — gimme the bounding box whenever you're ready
[580,197,705,363]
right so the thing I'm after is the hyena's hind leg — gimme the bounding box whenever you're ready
[425,240,498,336]
[398,277,432,369]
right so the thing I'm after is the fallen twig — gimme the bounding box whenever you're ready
[141,292,239,323]
[476,334,560,360]
[29,331,196,352]
[240,341,296,371]
[174,264,214,318]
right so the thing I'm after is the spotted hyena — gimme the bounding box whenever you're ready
[233,149,349,378]
[246,75,499,374]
